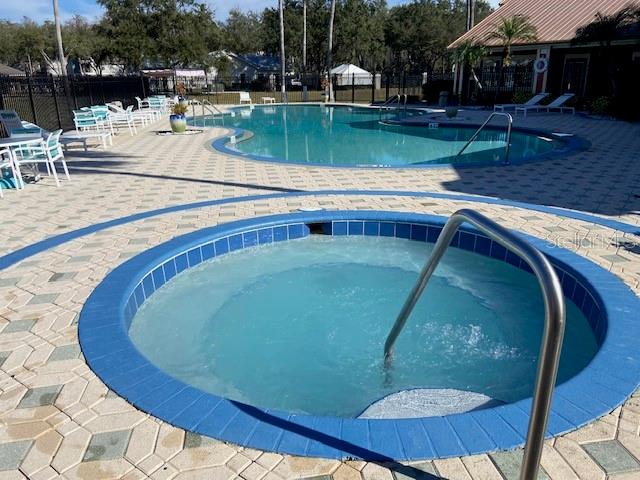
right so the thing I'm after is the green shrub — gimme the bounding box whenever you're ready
[511,91,533,104]
[589,96,613,115]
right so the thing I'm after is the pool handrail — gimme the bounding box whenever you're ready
[383,208,565,480]
[191,99,225,126]
[456,111,513,164]
[378,94,407,123]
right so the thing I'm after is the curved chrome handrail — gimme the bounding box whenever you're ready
[191,99,225,127]
[383,208,565,480]
[456,111,512,164]
[378,94,407,123]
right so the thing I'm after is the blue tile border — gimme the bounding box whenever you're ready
[79,210,640,461]
[208,105,590,169]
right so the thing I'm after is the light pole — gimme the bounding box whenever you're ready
[279,0,287,103]
[326,0,336,102]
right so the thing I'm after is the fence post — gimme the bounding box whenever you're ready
[402,71,407,95]
[50,75,62,129]
[26,73,38,125]
[70,76,79,110]
[140,73,146,98]
[88,78,94,105]
[351,73,355,103]
[0,77,5,110]
[371,71,375,104]
[100,76,106,104]
[385,74,389,100]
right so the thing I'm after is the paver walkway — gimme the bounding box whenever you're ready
[0,108,639,479]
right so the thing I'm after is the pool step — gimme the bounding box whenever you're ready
[358,388,503,419]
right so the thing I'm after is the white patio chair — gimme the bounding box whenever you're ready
[74,109,108,132]
[148,96,169,115]
[516,93,576,117]
[107,106,137,136]
[107,103,153,127]
[135,97,161,121]
[494,93,549,112]
[0,148,21,198]
[13,130,69,187]
[239,92,252,105]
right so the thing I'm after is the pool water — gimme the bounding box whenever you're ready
[204,105,557,166]
[129,235,597,417]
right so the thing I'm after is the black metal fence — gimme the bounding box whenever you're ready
[0,71,428,132]
[0,74,146,131]
[151,72,426,105]
[478,64,534,103]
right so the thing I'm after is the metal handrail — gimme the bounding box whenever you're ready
[378,94,407,123]
[456,112,513,164]
[191,99,224,126]
[383,209,565,480]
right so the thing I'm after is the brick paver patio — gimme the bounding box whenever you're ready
[0,107,639,479]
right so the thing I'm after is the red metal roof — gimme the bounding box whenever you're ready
[449,0,640,49]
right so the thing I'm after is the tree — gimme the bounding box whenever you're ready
[221,8,264,54]
[97,0,152,70]
[452,39,486,100]
[486,15,537,66]
[385,0,492,76]
[572,6,637,96]
[326,0,337,101]
[97,0,220,70]
[334,0,387,71]
[63,16,109,74]
[53,0,67,75]
[302,0,307,71]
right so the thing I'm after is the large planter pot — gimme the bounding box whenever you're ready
[169,114,187,133]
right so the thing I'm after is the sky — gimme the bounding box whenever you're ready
[1,0,501,24]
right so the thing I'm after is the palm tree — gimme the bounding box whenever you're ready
[302,0,307,72]
[278,0,287,103]
[52,0,67,76]
[453,40,487,100]
[487,15,537,66]
[572,6,636,95]
[326,0,337,102]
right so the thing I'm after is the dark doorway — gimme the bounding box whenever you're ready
[562,55,589,95]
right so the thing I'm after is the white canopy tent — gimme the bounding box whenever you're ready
[330,64,372,86]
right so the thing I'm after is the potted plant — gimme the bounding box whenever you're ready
[176,82,189,107]
[170,103,188,133]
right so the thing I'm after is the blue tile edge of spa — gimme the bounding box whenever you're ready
[79,210,640,461]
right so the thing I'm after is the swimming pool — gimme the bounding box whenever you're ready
[80,211,640,460]
[204,105,574,167]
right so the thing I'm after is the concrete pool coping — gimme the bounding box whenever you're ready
[202,104,590,169]
[78,210,640,461]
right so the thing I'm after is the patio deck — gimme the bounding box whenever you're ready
[0,109,639,479]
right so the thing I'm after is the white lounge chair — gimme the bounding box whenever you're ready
[516,93,576,117]
[494,93,549,112]
[239,92,252,105]
[0,110,42,138]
